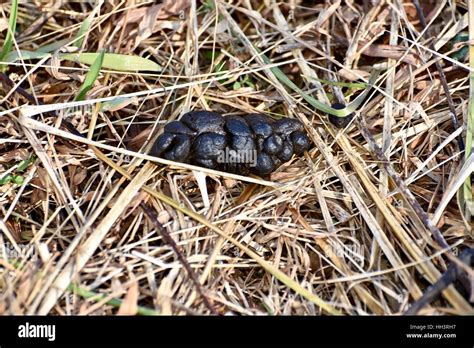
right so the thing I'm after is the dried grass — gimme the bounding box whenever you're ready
[0,0,473,315]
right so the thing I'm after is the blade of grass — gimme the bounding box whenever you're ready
[4,50,161,72]
[61,52,161,72]
[74,50,105,101]
[36,38,74,53]
[74,0,103,49]
[260,50,381,117]
[462,0,474,223]
[0,0,19,71]
[4,50,50,62]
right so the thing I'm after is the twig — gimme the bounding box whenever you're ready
[404,248,473,315]
[355,115,450,250]
[140,202,219,315]
[413,0,465,152]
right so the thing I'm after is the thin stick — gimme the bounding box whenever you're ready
[140,202,219,315]
[355,116,450,250]
[405,248,473,315]
[413,0,465,152]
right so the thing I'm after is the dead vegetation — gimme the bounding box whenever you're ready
[0,0,473,315]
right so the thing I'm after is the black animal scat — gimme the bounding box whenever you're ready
[254,152,274,175]
[291,131,311,155]
[328,102,354,128]
[164,121,195,135]
[263,134,283,155]
[181,110,226,134]
[278,141,294,162]
[151,110,313,176]
[225,115,252,136]
[246,113,272,124]
[273,118,304,134]
[223,161,250,176]
[246,113,274,138]
[151,132,175,156]
[192,132,227,160]
[255,137,265,152]
[164,134,191,162]
[230,135,256,154]
[193,158,217,169]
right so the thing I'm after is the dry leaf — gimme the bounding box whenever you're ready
[117,281,138,316]
[72,167,88,187]
[0,148,30,163]
[46,54,71,81]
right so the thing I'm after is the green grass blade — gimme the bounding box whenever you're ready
[259,50,382,117]
[0,0,19,70]
[61,52,161,72]
[74,1,103,48]
[4,50,50,62]
[5,50,162,72]
[74,13,93,49]
[462,5,474,221]
[36,38,74,53]
[74,50,105,101]
[100,96,137,112]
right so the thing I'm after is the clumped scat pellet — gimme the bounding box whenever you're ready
[151,110,311,175]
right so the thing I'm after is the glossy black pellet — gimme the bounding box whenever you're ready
[182,111,226,134]
[291,131,311,155]
[164,134,191,162]
[273,118,304,134]
[246,114,274,138]
[263,134,283,155]
[225,116,252,136]
[230,135,256,154]
[164,121,195,135]
[192,133,227,160]
[253,153,274,175]
[151,132,175,157]
[278,141,294,162]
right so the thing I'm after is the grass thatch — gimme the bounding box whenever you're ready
[0,0,473,315]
